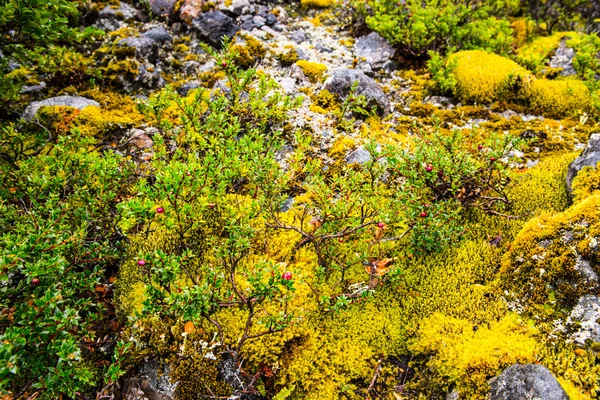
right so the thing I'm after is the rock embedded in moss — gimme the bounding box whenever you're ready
[354,32,395,69]
[324,68,390,116]
[549,38,577,76]
[489,364,568,400]
[566,133,600,191]
[192,11,240,48]
[23,95,100,121]
[143,26,173,44]
[568,295,600,345]
[118,37,159,63]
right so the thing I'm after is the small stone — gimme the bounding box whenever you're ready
[23,96,100,121]
[177,81,202,96]
[569,295,600,345]
[355,32,395,68]
[345,147,372,165]
[290,29,308,43]
[252,15,266,28]
[315,43,333,53]
[566,133,600,191]
[489,364,568,400]
[21,82,47,94]
[549,37,577,76]
[324,68,391,116]
[241,20,256,31]
[180,0,203,24]
[143,26,173,44]
[148,0,178,17]
[192,11,240,48]
[278,77,297,95]
[265,14,278,26]
[98,2,142,21]
[118,37,159,63]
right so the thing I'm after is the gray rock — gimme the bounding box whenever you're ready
[278,77,296,94]
[566,133,600,191]
[569,295,600,345]
[265,14,277,26]
[99,2,142,21]
[23,96,100,121]
[355,32,395,68]
[280,197,295,212]
[136,64,165,90]
[345,147,372,165]
[118,37,159,63]
[220,0,250,16]
[177,81,202,96]
[315,43,333,53]
[290,29,308,43]
[324,68,391,116]
[192,11,240,48]
[241,20,256,31]
[489,364,568,400]
[148,0,177,17]
[253,15,266,28]
[21,82,47,94]
[549,37,577,77]
[143,27,173,44]
[574,255,598,283]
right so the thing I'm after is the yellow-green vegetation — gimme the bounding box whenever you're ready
[410,313,538,398]
[516,32,577,72]
[295,60,328,83]
[501,191,600,313]
[571,164,600,203]
[230,34,266,69]
[277,46,300,66]
[526,78,591,118]
[300,0,335,9]
[450,50,529,104]
[443,50,593,118]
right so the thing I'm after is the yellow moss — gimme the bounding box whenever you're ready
[501,191,600,312]
[516,32,577,72]
[451,50,530,104]
[526,78,591,118]
[277,47,299,66]
[328,136,355,158]
[511,19,537,48]
[572,164,600,203]
[410,313,537,398]
[173,43,190,54]
[300,0,334,8]
[295,60,328,83]
[230,34,266,69]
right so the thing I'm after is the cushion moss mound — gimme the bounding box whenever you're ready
[451,50,529,104]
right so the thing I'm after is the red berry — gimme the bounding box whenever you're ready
[156,207,165,214]
[377,222,385,229]
[338,237,344,243]
[137,259,146,266]
[490,157,496,162]
[419,211,427,218]
[282,271,292,281]
[478,145,483,150]
[208,203,215,208]
[31,278,41,286]
[222,61,227,68]
[425,165,433,172]
[437,170,444,177]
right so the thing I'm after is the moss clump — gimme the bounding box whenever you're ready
[501,192,600,313]
[300,0,334,8]
[445,50,593,118]
[572,164,600,203]
[410,313,537,398]
[450,50,529,104]
[276,46,300,67]
[526,78,591,118]
[295,60,327,83]
[230,34,266,69]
